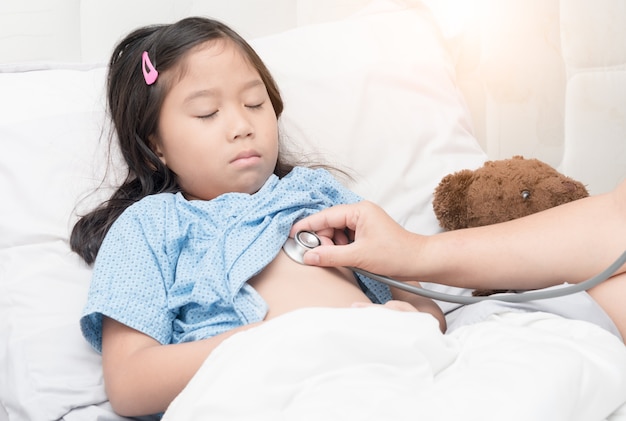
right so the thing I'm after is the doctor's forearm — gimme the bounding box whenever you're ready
[415,181,626,289]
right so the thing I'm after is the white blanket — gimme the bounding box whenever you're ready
[163,307,626,421]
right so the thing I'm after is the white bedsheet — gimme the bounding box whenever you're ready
[163,307,626,421]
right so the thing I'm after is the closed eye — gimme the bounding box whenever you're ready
[246,101,264,110]
[198,111,218,120]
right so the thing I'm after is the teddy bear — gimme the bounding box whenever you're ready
[432,155,589,296]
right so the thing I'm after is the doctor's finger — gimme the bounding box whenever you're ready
[290,203,361,235]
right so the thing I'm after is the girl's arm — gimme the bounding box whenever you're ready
[101,316,261,416]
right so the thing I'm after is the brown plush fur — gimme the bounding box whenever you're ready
[432,155,589,296]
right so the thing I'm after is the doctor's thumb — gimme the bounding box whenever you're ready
[302,245,349,268]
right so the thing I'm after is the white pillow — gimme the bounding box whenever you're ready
[253,1,485,234]
[0,67,130,420]
[0,1,485,419]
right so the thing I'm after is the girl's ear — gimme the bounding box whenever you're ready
[149,134,167,165]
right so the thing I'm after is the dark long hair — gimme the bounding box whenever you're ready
[70,17,292,264]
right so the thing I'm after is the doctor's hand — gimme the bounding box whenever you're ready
[290,201,421,281]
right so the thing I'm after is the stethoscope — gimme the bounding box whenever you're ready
[284,231,626,305]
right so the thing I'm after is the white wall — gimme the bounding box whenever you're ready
[0,0,372,63]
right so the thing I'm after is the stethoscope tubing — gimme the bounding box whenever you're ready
[351,250,626,304]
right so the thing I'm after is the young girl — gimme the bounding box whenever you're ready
[70,17,445,417]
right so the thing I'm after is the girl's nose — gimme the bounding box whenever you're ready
[228,107,253,141]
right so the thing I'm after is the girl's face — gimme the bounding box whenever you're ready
[152,40,279,201]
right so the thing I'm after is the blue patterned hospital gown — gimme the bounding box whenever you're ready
[81,167,392,352]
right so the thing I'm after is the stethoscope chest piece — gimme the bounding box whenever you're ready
[283,231,321,264]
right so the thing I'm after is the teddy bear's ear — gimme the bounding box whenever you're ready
[432,169,474,230]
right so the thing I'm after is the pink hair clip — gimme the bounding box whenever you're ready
[142,51,158,85]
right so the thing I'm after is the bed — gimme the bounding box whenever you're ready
[1,0,625,420]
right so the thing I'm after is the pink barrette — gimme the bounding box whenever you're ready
[142,51,158,85]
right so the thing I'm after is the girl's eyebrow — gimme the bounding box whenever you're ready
[184,79,265,104]
[184,89,217,104]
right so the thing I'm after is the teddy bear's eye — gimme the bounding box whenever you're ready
[521,190,531,200]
